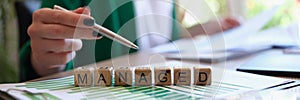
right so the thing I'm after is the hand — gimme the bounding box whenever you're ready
[186,17,240,37]
[205,17,241,35]
[27,7,101,76]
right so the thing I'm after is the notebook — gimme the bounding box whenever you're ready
[237,50,300,77]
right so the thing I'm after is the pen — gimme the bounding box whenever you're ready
[53,5,139,49]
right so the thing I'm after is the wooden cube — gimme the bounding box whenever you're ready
[114,67,132,86]
[154,67,171,85]
[135,67,152,86]
[74,67,92,87]
[174,67,191,85]
[194,67,211,85]
[94,66,112,86]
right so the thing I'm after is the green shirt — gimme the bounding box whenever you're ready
[19,0,180,82]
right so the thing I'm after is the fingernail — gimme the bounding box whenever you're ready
[83,18,95,26]
[92,31,102,38]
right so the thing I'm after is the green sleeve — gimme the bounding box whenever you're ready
[19,41,39,82]
[19,42,73,82]
[41,0,91,9]
[19,0,90,82]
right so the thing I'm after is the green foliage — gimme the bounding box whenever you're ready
[0,45,18,83]
[206,0,299,29]
[247,0,299,29]
[0,0,18,83]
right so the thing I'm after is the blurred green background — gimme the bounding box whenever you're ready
[0,0,19,83]
[206,0,299,29]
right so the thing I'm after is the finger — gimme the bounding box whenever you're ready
[33,38,82,53]
[225,18,240,26]
[73,6,91,15]
[220,18,240,30]
[31,24,102,39]
[73,7,84,13]
[35,51,76,66]
[221,23,231,30]
[33,8,95,28]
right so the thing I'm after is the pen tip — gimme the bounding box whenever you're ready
[132,45,139,50]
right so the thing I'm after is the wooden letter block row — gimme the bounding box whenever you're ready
[74,66,211,86]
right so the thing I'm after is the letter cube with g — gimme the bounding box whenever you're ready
[154,67,171,85]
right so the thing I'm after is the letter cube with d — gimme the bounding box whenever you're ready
[194,67,211,85]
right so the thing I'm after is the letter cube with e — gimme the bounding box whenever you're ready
[115,67,132,86]
[154,67,171,85]
[194,67,211,85]
[135,67,152,86]
[74,67,92,87]
[94,66,112,86]
[174,67,191,85]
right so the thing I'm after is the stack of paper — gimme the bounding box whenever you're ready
[151,5,299,63]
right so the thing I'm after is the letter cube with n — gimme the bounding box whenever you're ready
[154,67,171,85]
[194,67,211,85]
[94,66,112,86]
[135,67,152,86]
[115,67,132,86]
[74,67,92,87]
[174,67,191,85]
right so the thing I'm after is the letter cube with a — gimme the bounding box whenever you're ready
[94,66,112,86]
[135,67,152,86]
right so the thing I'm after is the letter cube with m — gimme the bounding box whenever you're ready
[74,67,92,87]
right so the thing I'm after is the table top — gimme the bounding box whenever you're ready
[30,48,269,82]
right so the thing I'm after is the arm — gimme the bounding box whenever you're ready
[20,0,99,81]
[185,17,240,37]
[173,1,240,38]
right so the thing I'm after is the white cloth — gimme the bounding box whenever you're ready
[133,0,173,50]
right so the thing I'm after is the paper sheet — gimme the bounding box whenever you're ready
[152,5,282,54]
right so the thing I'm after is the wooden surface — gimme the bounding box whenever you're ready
[29,49,276,82]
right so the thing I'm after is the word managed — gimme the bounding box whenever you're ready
[74,66,211,86]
